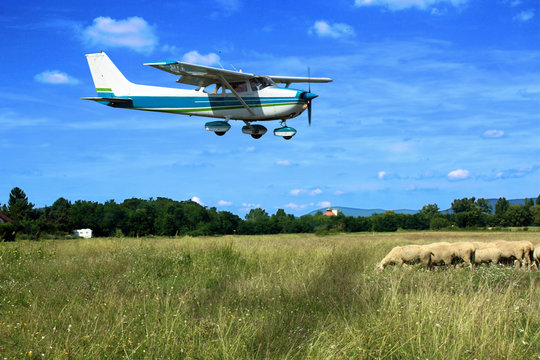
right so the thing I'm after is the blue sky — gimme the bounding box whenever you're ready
[0,0,538,216]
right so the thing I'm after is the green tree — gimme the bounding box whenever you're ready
[504,205,532,227]
[372,211,398,232]
[48,197,72,233]
[451,197,475,213]
[6,187,35,224]
[420,204,440,218]
[494,197,510,217]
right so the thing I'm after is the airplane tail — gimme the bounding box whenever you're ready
[85,52,132,97]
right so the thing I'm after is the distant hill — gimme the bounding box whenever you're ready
[306,198,536,217]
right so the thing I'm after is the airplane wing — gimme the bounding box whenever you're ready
[268,76,333,85]
[144,61,254,87]
[144,61,332,87]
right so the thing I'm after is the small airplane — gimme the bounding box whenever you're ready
[83,52,332,140]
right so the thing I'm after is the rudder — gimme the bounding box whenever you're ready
[85,52,132,97]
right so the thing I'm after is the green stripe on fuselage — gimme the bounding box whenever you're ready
[143,102,300,114]
[96,88,113,92]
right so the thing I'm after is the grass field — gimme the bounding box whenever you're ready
[1,232,539,359]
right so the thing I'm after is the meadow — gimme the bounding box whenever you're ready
[1,232,539,359]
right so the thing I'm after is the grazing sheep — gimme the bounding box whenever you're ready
[426,242,475,268]
[474,244,503,266]
[450,242,476,268]
[425,242,454,267]
[376,245,433,271]
[532,244,540,269]
[493,240,534,268]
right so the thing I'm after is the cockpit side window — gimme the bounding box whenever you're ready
[230,81,248,93]
[250,77,274,91]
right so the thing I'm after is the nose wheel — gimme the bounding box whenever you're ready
[273,120,297,140]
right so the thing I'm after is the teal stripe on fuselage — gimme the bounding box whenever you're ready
[125,96,303,110]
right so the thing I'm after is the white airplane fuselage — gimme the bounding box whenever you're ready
[95,84,308,121]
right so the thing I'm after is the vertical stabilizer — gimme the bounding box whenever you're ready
[85,52,132,97]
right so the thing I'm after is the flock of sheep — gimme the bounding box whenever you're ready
[376,240,540,270]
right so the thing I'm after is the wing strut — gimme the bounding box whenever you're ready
[218,74,255,116]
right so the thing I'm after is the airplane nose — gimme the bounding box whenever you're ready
[300,91,318,101]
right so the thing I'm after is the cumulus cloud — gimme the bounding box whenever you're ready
[82,16,158,53]
[276,160,291,166]
[513,10,534,22]
[378,171,388,179]
[217,200,232,206]
[483,129,504,138]
[191,196,204,205]
[34,70,79,85]
[354,0,469,11]
[447,169,470,180]
[182,50,221,66]
[309,20,355,39]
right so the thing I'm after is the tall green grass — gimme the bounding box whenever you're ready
[0,232,539,359]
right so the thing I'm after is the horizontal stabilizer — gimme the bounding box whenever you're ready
[82,97,133,108]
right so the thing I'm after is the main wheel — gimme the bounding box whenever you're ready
[283,136,293,140]
[251,134,263,139]
[215,131,226,136]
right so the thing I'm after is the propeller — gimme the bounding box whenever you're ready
[308,67,311,126]
[299,67,318,126]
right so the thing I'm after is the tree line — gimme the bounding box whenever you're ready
[1,187,539,241]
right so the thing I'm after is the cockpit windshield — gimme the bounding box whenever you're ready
[249,77,275,91]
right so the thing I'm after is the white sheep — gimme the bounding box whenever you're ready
[532,244,540,269]
[426,242,475,269]
[376,245,433,270]
[473,244,503,266]
[493,240,534,268]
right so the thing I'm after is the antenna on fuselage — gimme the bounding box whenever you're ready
[217,50,225,70]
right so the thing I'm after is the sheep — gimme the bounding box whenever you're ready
[532,244,540,269]
[450,242,476,268]
[426,242,475,269]
[473,244,503,266]
[425,242,454,267]
[492,240,534,268]
[376,245,433,271]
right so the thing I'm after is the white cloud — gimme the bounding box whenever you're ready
[483,129,504,138]
[447,169,470,180]
[82,16,158,53]
[241,202,261,211]
[318,201,332,208]
[191,196,204,205]
[290,188,323,196]
[182,51,221,66]
[354,0,469,11]
[378,171,388,179]
[334,190,345,195]
[217,200,232,206]
[35,70,79,85]
[283,202,308,210]
[290,189,304,196]
[513,10,534,22]
[276,160,291,166]
[309,20,355,39]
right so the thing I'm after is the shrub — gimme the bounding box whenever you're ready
[0,222,16,242]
